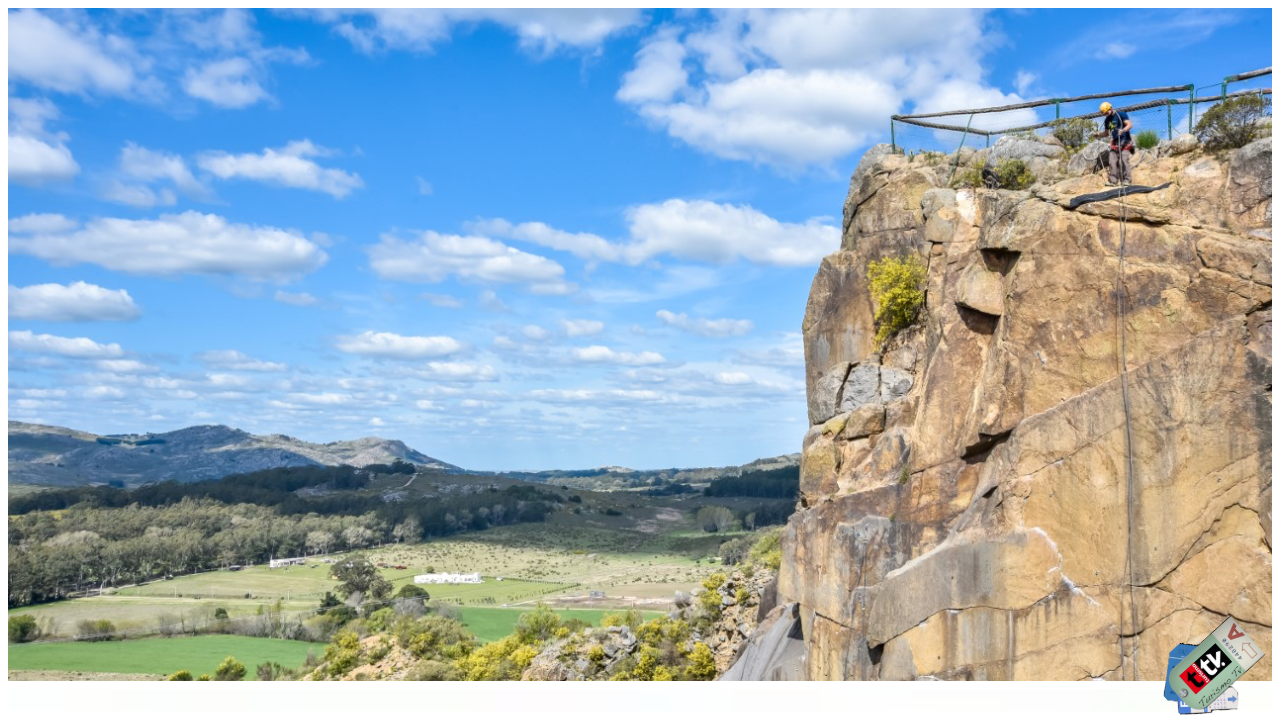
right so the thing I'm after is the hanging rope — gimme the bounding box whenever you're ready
[1115,185,1141,681]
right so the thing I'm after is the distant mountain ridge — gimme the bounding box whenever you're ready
[490,453,801,491]
[7,421,459,488]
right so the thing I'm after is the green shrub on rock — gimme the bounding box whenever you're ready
[1136,129,1161,150]
[1195,94,1271,150]
[867,254,928,347]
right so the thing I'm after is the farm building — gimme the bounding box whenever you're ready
[269,557,307,568]
[413,572,482,584]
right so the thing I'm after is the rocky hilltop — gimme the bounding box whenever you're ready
[7,421,458,487]
[730,132,1272,680]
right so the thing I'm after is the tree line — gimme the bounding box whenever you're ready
[9,467,561,608]
[702,466,799,498]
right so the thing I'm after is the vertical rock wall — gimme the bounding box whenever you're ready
[748,135,1272,680]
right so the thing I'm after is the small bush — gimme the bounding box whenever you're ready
[991,158,1034,190]
[75,619,116,641]
[950,159,985,189]
[748,527,783,571]
[687,642,716,680]
[394,584,430,601]
[1050,116,1098,150]
[196,674,211,681]
[213,607,229,620]
[9,614,40,643]
[734,587,750,605]
[1195,94,1271,150]
[256,662,292,681]
[167,669,193,681]
[214,656,246,681]
[1135,129,1160,150]
[867,254,927,346]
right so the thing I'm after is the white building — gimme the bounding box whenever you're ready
[414,572,482,584]
[269,557,307,568]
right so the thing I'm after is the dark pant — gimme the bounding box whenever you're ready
[1108,144,1132,184]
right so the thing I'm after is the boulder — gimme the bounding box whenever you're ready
[1067,140,1109,175]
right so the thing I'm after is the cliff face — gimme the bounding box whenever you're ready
[756,134,1272,681]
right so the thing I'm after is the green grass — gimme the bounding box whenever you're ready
[7,635,324,679]
[456,607,664,644]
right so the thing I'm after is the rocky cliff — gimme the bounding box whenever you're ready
[732,132,1272,681]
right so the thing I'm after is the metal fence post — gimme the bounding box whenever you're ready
[1188,85,1196,132]
[890,119,896,153]
[947,113,976,185]
[1166,99,1173,140]
[1055,100,1061,120]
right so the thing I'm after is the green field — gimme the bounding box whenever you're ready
[7,635,325,679]
[456,607,664,643]
[9,522,728,641]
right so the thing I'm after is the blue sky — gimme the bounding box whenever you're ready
[5,8,1272,470]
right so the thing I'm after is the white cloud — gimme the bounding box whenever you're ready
[468,218,621,262]
[198,140,363,198]
[102,182,177,208]
[715,371,753,385]
[572,345,666,366]
[274,290,320,307]
[414,362,498,381]
[7,10,137,95]
[108,142,206,206]
[479,290,511,313]
[368,231,568,289]
[7,211,328,281]
[420,293,463,308]
[528,388,669,405]
[8,213,79,234]
[8,98,80,185]
[85,385,127,399]
[656,309,753,338]
[1014,70,1037,96]
[562,319,604,337]
[311,9,642,55]
[1095,42,1136,60]
[183,57,268,108]
[416,177,434,196]
[624,199,837,266]
[480,199,837,268]
[197,349,288,372]
[335,331,463,359]
[617,9,1005,169]
[9,282,141,322]
[9,330,124,358]
[522,325,550,341]
[96,359,158,374]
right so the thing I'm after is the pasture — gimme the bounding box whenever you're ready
[7,635,325,679]
[456,607,664,643]
[8,522,730,640]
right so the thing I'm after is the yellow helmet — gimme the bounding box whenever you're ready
[1099,102,1113,113]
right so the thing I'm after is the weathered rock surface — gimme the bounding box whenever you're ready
[732,139,1272,682]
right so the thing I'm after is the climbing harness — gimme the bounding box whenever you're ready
[1115,184,1142,681]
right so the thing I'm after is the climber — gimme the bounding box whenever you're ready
[1095,101,1134,186]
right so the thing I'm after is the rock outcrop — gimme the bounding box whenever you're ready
[733,135,1272,681]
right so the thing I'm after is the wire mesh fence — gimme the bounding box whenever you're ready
[890,67,1272,157]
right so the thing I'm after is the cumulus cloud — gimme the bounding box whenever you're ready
[368,231,568,290]
[310,9,642,55]
[197,349,288,372]
[413,362,498,382]
[197,140,363,198]
[616,9,1008,169]
[7,211,328,281]
[420,293,463,309]
[656,309,753,337]
[8,97,80,185]
[9,282,141,322]
[96,359,158,374]
[478,199,837,268]
[274,290,320,307]
[571,345,666,366]
[624,200,837,266]
[7,10,138,96]
[104,142,208,206]
[466,219,621,262]
[335,331,463,359]
[562,319,604,337]
[183,57,268,107]
[9,330,124,358]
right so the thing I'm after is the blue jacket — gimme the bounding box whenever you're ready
[1105,110,1132,146]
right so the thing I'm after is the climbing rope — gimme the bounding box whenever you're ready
[1116,184,1142,681]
